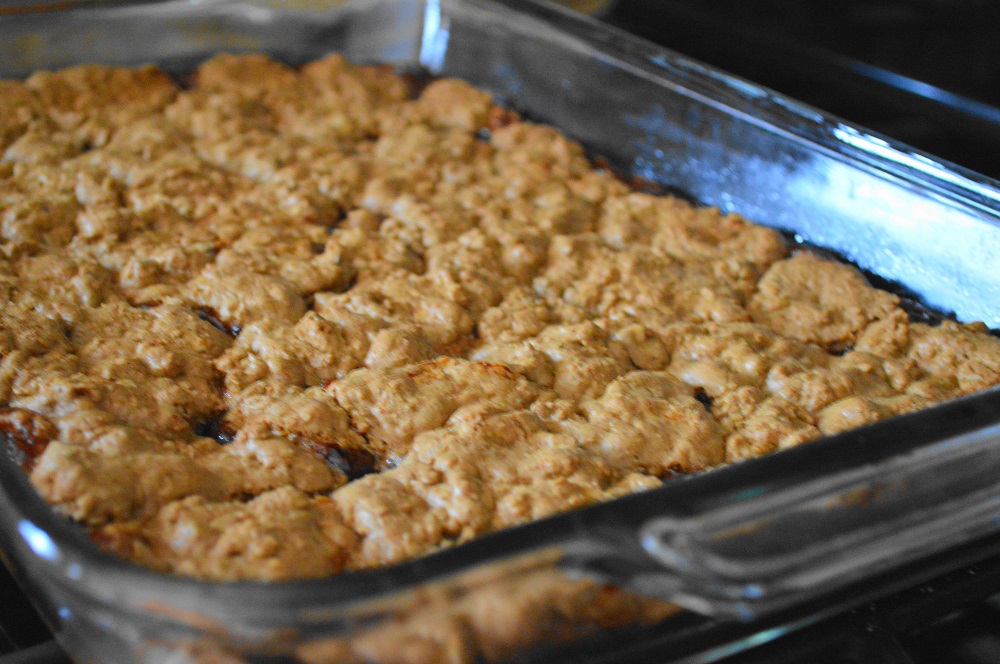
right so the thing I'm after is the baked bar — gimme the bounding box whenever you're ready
[3,52,1000,661]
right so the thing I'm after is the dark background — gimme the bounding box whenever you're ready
[601,0,1000,180]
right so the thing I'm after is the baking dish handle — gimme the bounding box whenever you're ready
[566,416,1000,621]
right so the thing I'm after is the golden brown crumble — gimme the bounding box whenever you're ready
[3,52,1000,663]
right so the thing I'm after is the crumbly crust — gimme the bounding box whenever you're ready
[3,53,1000,662]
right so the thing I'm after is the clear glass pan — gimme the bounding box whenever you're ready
[4,1,1000,662]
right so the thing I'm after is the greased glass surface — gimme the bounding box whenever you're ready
[4,2,1000,664]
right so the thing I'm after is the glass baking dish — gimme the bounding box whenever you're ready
[4,0,1000,662]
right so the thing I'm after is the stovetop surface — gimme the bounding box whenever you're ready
[0,562,58,659]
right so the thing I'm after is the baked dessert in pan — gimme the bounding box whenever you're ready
[2,51,1000,661]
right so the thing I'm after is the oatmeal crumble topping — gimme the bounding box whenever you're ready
[3,54,1000,658]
